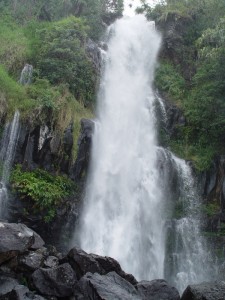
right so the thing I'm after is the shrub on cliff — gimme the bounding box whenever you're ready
[11,164,75,222]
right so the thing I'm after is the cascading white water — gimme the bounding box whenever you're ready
[156,98,217,293]
[76,11,217,294]
[155,92,167,124]
[19,64,33,85]
[78,15,165,280]
[0,111,20,218]
[167,154,216,293]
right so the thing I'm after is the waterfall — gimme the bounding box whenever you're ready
[76,12,217,293]
[19,64,33,85]
[78,15,164,280]
[165,154,216,292]
[155,92,167,124]
[0,111,20,219]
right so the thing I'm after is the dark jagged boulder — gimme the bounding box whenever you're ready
[181,281,225,300]
[67,247,137,285]
[77,271,141,300]
[67,247,104,279]
[0,222,44,265]
[18,251,44,272]
[137,279,180,300]
[30,232,45,250]
[43,256,59,268]
[92,254,138,286]
[71,118,94,180]
[32,263,77,297]
[0,284,46,300]
[0,275,19,297]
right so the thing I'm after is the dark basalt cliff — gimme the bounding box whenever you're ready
[6,118,94,249]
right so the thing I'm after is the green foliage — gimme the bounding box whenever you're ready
[155,61,185,105]
[32,17,96,106]
[202,202,220,217]
[0,14,29,74]
[169,138,215,171]
[146,0,225,171]
[0,0,123,41]
[0,63,93,157]
[0,65,36,118]
[11,164,75,222]
[182,19,225,157]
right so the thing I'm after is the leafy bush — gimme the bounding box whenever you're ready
[169,137,215,171]
[32,17,96,106]
[0,65,36,118]
[26,79,93,160]
[202,202,220,217]
[11,165,75,222]
[155,61,186,106]
[0,14,29,74]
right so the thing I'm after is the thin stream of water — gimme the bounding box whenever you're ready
[0,111,20,219]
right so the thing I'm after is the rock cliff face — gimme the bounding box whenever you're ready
[201,156,225,229]
[71,118,95,181]
[5,118,93,249]
[156,12,196,81]
[14,123,74,174]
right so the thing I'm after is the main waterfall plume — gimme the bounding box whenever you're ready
[78,15,164,280]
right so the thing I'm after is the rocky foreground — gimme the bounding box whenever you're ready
[0,222,225,300]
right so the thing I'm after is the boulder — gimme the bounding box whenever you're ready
[0,275,19,296]
[137,279,180,300]
[32,263,77,297]
[68,247,137,285]
[0,284,46,300]
[77,271,141,300]
[67,247,103,279]
[92,254,138,285]
[43,256,59,268]
[181,281,225,300]
[18,251,44,272]
[0,223,43,264]
[31,232,45,250]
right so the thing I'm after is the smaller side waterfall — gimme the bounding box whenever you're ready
[166,154,216,292]
[0,111,20,219]
[19,64,33,85]
[155,92,167,124]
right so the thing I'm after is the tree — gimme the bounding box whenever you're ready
[35,17,96,105]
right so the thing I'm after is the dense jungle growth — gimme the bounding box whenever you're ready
[139,0,225,171]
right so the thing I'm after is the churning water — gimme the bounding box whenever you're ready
[77,14,216,293]
[79,15,164,280]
